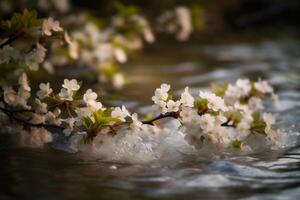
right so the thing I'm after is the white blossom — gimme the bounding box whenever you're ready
[175,6,193,41]
[114,48,127,63]
[263,112,276,133]
[236,120,252,138]
[58,88,73,101]
[62,79,80,91]
[42,17,63,36]
[36,82,53,99]
[152,83,170,105]
[111,106,130,121]
[180,87,194,107]
[166,100,181,113]
[112,73,125,89]
[130,113,143,130]
[248,97,264,111]
[35,98,47,113]
[254,79,273,94]
[199,91,228,112]
[63,117,76,136]
[180,107,199,124]
[0,45,14,64]
[45,109,62,125]
[18,73,31,92]
[3,86,17,106]
[64,32,79,59]
[199,113,215,132]
[236,79,251,96]
[83,89,97,105]
[143,28,155,43]
[25,43,47,70]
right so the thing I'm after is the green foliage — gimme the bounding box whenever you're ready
[167,94,173,101]
[232,140,243,149]
[83,108,121,132]
[228,111,242,124]
[190,4,205,31]
[251,112,266,134]
[0,10,42,34]
[98,63,118,78]
[194,97,208,110]
[211,82,228,97]
[114,2,139,18]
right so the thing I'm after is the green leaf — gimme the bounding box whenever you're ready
[250,112,266,134]
[0,10,42,33]
[194,97,208,110]
[114,2,139,18]
[210,82,228,97]
[232,140,243,149]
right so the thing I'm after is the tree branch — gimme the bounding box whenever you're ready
[142,112,179,125]
[0,106,64,131]
[0,34,19,48]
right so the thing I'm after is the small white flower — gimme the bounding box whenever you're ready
[199,113,215,132]
[64,32,79,59]
[236,79,251,96]
[42,17,63,36]
[35,98,47,113]
[160,83,171,93]
[62,79,80,91]
[180,87,194,107]
[236,120,252,138]
[263,112,276,133]
[199,91,228,112]
[58,88,73,101]
[130,113,143,130]
[152,83,170,105]
[143,28,155,43]
[16,87,31,109]
[36,82,53,99]
[18,73,31,92]
[114,48,127,63]
[3,86,17,106]
[83,89,97,104]
[0,45,15,64]
[63,117,76,136]
[45,109,62,125]
[248,97,264,111]
[166,100,181,113]
[175,6,193,41]
[112,73,125,89]
[254,79,273,94]
[180,107,198,124]
[75,107,93,120]
[25,43,47,70]
[111,106,130,121]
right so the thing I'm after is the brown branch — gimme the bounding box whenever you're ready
[0,34,20,48]
[142,112,179,125]
[0,106,64,131]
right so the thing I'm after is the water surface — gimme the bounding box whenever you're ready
[1,37,300,200]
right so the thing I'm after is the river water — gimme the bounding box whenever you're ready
[1,37,300,199]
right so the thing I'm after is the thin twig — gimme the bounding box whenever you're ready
[142,112,179,125]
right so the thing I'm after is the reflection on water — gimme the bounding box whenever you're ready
[1,38,300,199]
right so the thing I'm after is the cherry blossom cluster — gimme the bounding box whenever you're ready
[0,74,282,150]
[157,6,193,41]
[0,10,75,77]
[151,79,281,149]
[1,4,198,88]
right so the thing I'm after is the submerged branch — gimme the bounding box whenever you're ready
[0,106,64,131]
